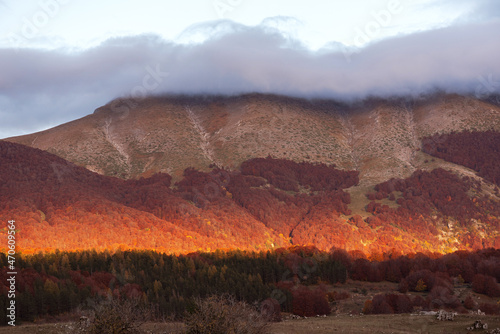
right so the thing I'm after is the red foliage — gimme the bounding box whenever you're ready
[121,283,142,299]
[404,270,435,292]
[422,130,500,186]
[1,140,498,256]
[275,280,294,292]
[472,274,500,297]
[350,258,384,282]
[291,285,330,317]
[478,302,500,315]
[463,295,476,310]
[373,168,482,222]
[90,272,116,290]
[362,300,373,314]
[329,248,353,271]
[0,141,292,253]
[371,294,394,314]
[387,294,413,314]
[330,248,500,291]
[398,279,409,293]
[69,270,84,286]
[477,256,500,281]
[240,156,359,192]
[412,295,428,310]
[428,285,460,310]
[364,167,500,253]
[333,291,350,301]
[227,158,357,240]
[372,293,413,314]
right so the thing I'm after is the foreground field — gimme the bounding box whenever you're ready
[271,314,500,334]
[2,314,499,334]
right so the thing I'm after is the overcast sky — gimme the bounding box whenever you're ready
[1,0,500,138]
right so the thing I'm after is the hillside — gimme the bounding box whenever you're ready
[2,93,500,255]
[6,93,500,186]
[0,141,289,253]
[1,136,499,255]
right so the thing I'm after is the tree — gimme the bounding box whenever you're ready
[415,279,427,292]
[291,285,330,317]
[85,299,146,334]
[43,279,60,315]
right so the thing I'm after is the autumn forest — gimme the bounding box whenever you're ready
[1,130,500,324]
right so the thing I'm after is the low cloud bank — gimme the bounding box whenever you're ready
[1,19,500,137]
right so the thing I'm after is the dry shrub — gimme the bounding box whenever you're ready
[334,291,350,301]
[387,294,413,314]
[371,293,413,314]
[184,294,269,334]
[479,302,500,315]
[326,290,349,302]
[412,295,428,310]
[362,300,373,314]
[372,294,394,314]
[260,298,281,322]
[398,279,409,293]
[84,298,147,334]
[428,285,460,310]
[463,295,477,310]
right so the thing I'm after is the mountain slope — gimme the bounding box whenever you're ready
[0,141,288,253]
[2,93,500,255]
[1,140,499,255]
[7,93,500,185]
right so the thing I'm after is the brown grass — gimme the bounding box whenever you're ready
[9,93,500,183]
[2,314,499,334]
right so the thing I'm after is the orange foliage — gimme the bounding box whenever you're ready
[0,141,498,256]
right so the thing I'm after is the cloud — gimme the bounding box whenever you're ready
[460,0,500,22]
[1,17,500,138]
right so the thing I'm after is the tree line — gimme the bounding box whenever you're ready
[0,246,346,325]
[2,246,500,325]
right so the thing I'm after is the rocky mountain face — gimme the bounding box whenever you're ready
[7,93,500,185]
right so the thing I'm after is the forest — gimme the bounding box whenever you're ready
[1,131,500,326]
[1,247,499,326]
[422,130,500,186]
[364,167,500,251]
[1,139,499,255]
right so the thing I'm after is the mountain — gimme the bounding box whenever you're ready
[7,93,500,185]
[2,93,500,255]
[0,141,289,254]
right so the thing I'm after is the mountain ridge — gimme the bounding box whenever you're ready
[7,93,500,186]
